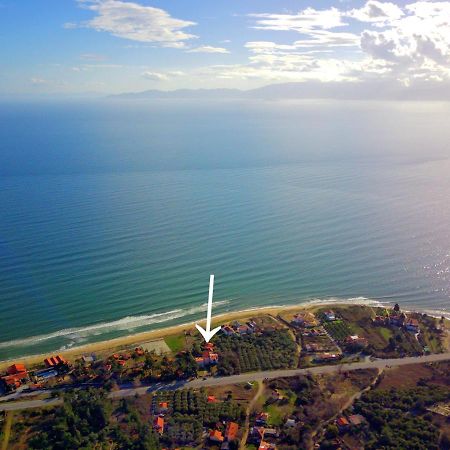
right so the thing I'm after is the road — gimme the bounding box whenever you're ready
[2,352,450,411]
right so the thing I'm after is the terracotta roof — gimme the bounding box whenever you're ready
[209,430,224,442]
[6,364,27,375]
[225,421,239,440]
[154,416,164,434]
[337,417,350,427]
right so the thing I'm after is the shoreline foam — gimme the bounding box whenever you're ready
[1,297,448,370]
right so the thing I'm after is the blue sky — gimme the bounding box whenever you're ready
[1,0,449,95]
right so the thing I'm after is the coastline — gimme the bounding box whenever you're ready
[1,298,448,371]
[0,302,352,370]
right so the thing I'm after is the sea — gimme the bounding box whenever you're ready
[0,98,450,361]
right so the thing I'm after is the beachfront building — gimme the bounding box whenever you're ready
[405,318,420,333]
[1,364,28,392]
[323,310,336,321]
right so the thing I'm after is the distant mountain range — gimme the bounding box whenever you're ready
[109,80,450,101]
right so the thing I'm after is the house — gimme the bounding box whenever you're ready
[255,412,269,425]
[336,416,350,432]
[154,416,164,434]
[196,351,219,367]
[209,353,219,364]
[82,355,95,364]
[232,321,242,329]
[207,395,217,403]
[390,314,406,327]
[270,389,284,400]
[35,368,58,381]
[134,347,144,356]
[323,310,336,321]
[222,326,235,336]
[258,442,275,450]
[348,414,365,426]
[237,325,252,335]
[285,418,296,427]
[405,318,420,333]
[204,342,215,351]
[263,428,278,438]
[225,421,239,440]
[7,364,27,375]
[292,312,318,328]
[1,364,29,392]
[373,315,387,325]
[209,430,224,443]
[158,402,169,413]
[304,343,323,353]
[344,335,368,348]
[313,353,341,363]
[44,355,67,368]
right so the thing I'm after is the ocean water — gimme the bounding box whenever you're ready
[1,99,450,361]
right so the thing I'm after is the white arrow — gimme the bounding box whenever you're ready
[195,274,222,343]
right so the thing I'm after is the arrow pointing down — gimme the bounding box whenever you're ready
[195,274,221,343]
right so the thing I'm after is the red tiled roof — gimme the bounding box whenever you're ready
[209,430,224,442]
[337,417,350,427]
[154,416,164,434]
[6,364,27,375]
[225,421,239,440]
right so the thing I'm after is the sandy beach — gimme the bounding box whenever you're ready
[0,302,343,371]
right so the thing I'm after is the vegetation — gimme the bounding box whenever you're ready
[323,320,354,342]
[22,389,161,450]
[213,330,297,375]
[353,385,450,450]
[164,334,186,353]
[154,389,245,424]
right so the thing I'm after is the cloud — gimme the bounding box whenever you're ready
[186,45,230,54]
[142,71,168,81]
[30,77,47,85]
[244,1,450,86]
[360,2,450,70]
[79,53,106,61]
[346,1,404,25]
[250,7,347,32]
[71,0,197,47]
[249,7,358,49]
[141,70,185,81]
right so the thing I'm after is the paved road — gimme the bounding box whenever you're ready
[2,352,450,411]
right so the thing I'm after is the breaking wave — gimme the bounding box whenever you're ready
[0,299,230,349]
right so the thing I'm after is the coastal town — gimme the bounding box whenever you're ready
[1,303,450,449]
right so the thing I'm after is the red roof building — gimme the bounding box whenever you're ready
[225,421,239,440]
[207,395,217,403]
[7,364,27,375]
[209,430,224,442]
[154,416,164,434]
[44,355,67,368]
[337,416,350,431]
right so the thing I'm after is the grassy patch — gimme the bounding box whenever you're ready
[378,326,393,341]
[164,334,185,353]
[265,404,284,426]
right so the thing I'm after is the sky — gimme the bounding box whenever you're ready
[1,0,450,96]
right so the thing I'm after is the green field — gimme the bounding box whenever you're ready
[164,334,186,353]
[324,320,354,341]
